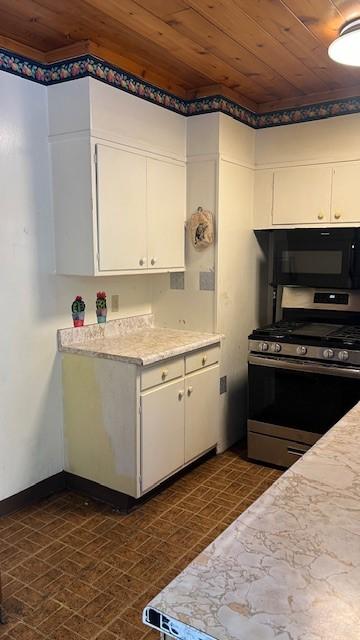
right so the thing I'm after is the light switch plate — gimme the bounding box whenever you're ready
[170,272,185,290]
[200,271,215,291]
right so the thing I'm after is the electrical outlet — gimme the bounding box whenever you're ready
[220,376,227,394]
[111,294,119,312]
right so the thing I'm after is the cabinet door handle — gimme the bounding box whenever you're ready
[178,390,184,400]
[139,257,146,266]
[187,386,193,396]
[151,257,157,266]
[317,212,324,220]
[334,212,341,220]
[161,369,168,380]
[202,355,207,366]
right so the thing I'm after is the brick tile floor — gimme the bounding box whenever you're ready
[0,448,282,639]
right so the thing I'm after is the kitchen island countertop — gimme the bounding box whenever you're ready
[57,314,221,366]
[143,402,360,640]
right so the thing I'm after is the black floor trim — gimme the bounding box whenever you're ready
[0,472,66,517]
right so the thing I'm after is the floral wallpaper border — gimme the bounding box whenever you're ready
[1,47,360,129]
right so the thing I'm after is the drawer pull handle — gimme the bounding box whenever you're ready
[317,212,324,220]
[334,212,341,220]
[288,446,307,458]
[178,390,184,400]
[161,369,168,380]
[202,355,207,366]
[187,386,193,396]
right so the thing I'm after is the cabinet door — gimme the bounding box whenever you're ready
[185,365,219,464]
[147,158,185,269]
[273,166,332,225]
[331,163,360,223]
[96,145,147,271]
[254,170,274,229]
[141,379,185,492]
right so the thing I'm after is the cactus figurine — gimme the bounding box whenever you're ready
[96,291,107,323]
[71,295,85,327]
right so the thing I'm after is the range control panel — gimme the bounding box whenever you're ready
[248,340,360,366]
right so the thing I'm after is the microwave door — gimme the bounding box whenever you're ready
[273,228,358,288]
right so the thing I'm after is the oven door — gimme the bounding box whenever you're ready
[248,354,360,465]
[272,228,360,288]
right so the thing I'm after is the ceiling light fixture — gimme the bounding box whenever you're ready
[328,18,360,66]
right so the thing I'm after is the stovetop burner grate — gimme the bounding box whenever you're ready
[251,321,360,347]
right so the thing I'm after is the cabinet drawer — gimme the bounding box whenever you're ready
[247,432,316,468]
[141,358,184,391]
[185,345,220,374]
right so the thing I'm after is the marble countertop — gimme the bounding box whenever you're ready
[143,402,360,640]
[58,315,221,366]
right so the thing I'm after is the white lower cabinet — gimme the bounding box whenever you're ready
[63,345,220,500]
[141,379,185,492]
[140,355,220,492]
[185,365,219,463]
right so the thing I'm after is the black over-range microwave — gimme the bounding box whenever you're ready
[272,228,360,289]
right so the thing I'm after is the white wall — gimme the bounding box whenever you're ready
[217,160,264,448]
[0,73,63,500]
[0,72,159,501]
[152,114,219,332]
[154,113,264,450]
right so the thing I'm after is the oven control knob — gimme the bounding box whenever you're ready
[271,343,281,353]
[323,348,334,359]
[296,345,307,355]
[338,350,349,362]
[259,342,269,352]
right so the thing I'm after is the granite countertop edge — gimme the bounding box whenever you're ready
[142,401,360,640]
[59,334,222,366]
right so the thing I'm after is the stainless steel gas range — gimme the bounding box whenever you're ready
[248,286,360,467]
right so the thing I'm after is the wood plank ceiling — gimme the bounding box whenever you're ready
[0,0,360,111]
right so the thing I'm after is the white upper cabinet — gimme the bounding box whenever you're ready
[331,162,360,224]
[272,166,332,225]
[253,170,273,229]
[48,78,186,275]
[51,138,185,276]
[254,160,360,229]
[97,145,147,271]
[147,158,185,270]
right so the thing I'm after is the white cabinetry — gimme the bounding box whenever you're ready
[331,162,360,224]
[185,365,219,464]
[50,138,186,275]
[273,166,332,225]
[96,145,185,273]
[147,158,185,270]
[140,352,219,492]
[254,170,274,230]
[141,379,185,492]
[254,161,360,229]
[63,345,220,500]
[97,145,147,271]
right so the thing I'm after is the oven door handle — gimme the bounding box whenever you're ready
[248,354,360,379]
